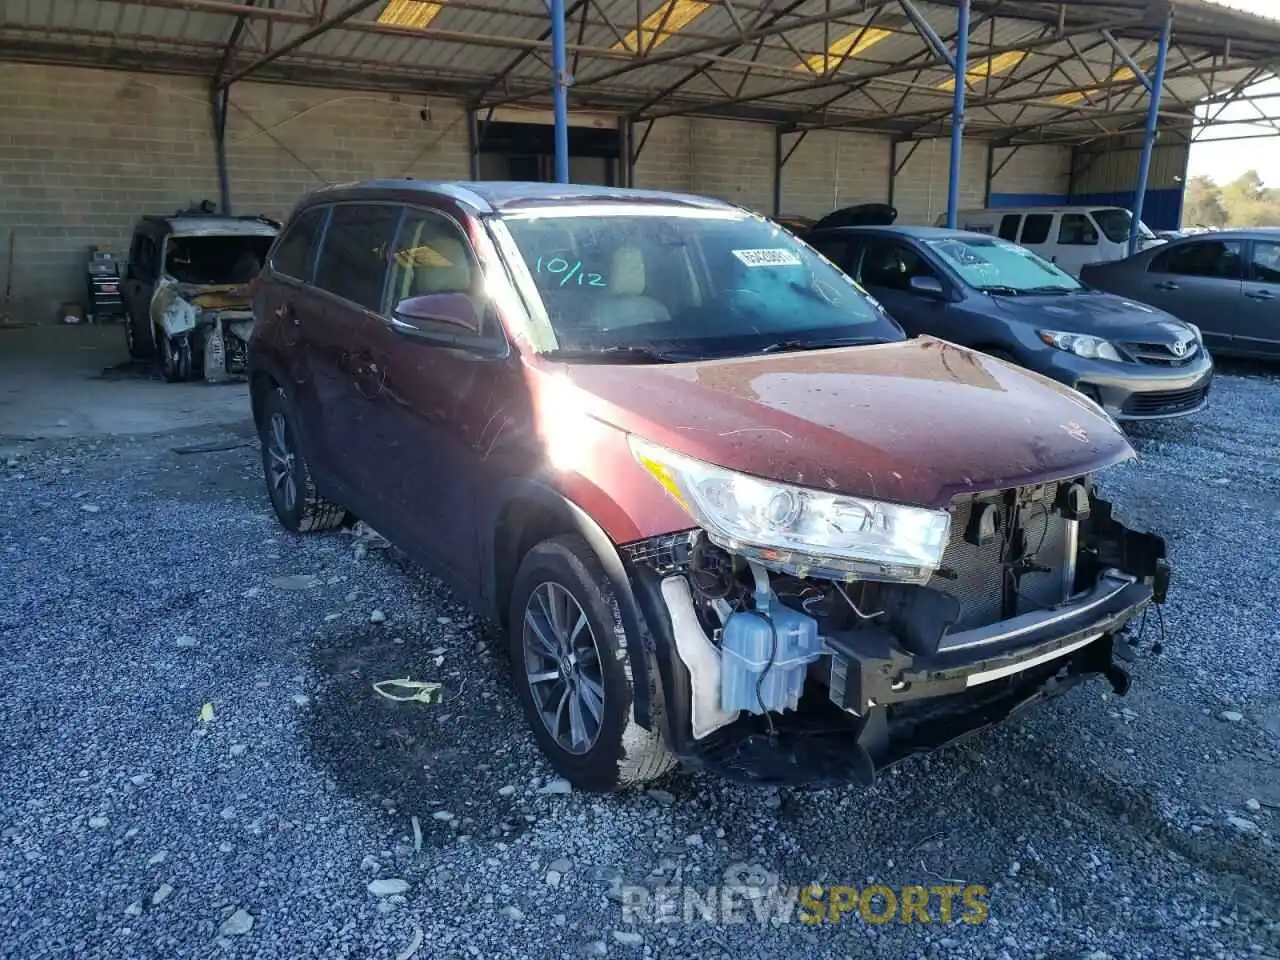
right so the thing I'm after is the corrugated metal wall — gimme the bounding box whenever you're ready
[1070,139,1189,193]
[1067,122,1190,229]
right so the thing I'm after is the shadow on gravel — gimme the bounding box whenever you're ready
[1211,357,1280,381]
[1006,734,1280,914]
[301,568,541,848]
[95,359,254,385]
[95,359,166,382]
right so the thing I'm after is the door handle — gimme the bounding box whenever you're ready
[1154,280,1179,291]
[1246,289,1275,301]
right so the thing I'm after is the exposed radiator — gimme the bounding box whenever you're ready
[929,483,1071,631]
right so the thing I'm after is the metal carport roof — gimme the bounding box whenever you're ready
[0,0,1276,146]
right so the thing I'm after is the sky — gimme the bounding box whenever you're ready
[1185,0,1280,184]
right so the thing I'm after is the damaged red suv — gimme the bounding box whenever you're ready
[249,181,1170,792]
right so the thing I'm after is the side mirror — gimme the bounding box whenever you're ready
[392,292,482,337]
[909,275,946,299]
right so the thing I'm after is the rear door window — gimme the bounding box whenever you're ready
[997,214,1021,242]
[1248,240,1280,283]
[1150,240,1244,279]
[1019,214,1053,245]
[271,207,327,281]
[810,237,856,273]
[1057,213,1099,246]
[314,204,401,311]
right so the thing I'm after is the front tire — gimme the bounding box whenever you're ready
[508,534,675,793]
[258,387,346,533]
[159,330,192,382]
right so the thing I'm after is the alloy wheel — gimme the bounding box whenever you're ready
[266,411,298,514]
[522,582,605,755]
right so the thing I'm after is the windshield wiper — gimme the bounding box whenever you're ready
[539,345,681,364]
[1025,285,1081,295]
[758,335,888,354]
[976,284,1023,296]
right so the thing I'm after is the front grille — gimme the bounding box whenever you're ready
[1122,340,1199,367]
[929,483,1071,631]
[1122,384,1208,417]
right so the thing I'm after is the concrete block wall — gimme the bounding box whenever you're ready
[686,119,776,213]
[632,118,893,220]
[989,144,1072,200]
[0,62,468,322]
[631,118,693,193]
[0,61,1079,319]
[891,138,989,225]
[778,129,891,220]
[222,84,469,218]
[0,65,218,322]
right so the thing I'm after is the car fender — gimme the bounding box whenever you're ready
[151,279,198,339]
[483,477,661,731]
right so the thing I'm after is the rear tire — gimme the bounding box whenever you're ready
[258,386,346,533]
[125,311,154,360]
[508,534,675,793]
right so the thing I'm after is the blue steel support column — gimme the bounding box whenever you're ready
[946,0,971,228]
[1130,13,1172,254]
[550,0,570,183]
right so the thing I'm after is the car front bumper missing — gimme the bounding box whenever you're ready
[629,497,1167,788]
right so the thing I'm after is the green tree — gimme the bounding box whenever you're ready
[1221,170,1280,227]
[1183,170,1280,228]
[1182,175,1228,227]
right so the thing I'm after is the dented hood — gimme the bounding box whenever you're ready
[554,337,1134,509]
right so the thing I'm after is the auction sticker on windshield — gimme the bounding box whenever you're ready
[732,248,803,267]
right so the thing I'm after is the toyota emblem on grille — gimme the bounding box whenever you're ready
[1171,340,1188,357]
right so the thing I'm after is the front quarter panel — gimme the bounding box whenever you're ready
[528,364,695,544]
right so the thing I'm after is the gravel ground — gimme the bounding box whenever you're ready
[1,363,1278,960]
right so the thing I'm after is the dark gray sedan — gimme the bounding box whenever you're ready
[1080,229,1280,359]
[806,224,1213,422]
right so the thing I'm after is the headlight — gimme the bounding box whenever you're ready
[1038,330,1123,362]
[629,437,950,584]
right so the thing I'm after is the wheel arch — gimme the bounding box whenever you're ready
[485,479,658,731]
[249,366,280,430]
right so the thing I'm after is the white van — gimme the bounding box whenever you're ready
[936,205,1166,276]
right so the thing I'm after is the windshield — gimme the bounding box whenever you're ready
[1091,208,1156,244]
[497,208,900,357]
[925,236,1083,294]
[165,235,274,285]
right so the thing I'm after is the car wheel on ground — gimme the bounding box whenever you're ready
[258,386,346,533]
[124,312,154,360]
[508,534,675,793]
[158,329,192,383]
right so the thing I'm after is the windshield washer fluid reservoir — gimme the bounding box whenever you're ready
[720,578,822,714]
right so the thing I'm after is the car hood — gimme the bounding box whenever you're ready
[988,290,1194,342]
[548,337,1133,509]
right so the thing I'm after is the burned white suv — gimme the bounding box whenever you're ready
[122,208,277,382]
